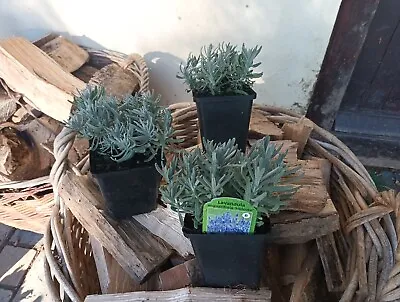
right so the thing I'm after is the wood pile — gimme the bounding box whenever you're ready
[1,34,343,300]
[54,111,340,301]
[0,34,140,231]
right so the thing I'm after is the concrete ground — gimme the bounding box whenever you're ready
[0,224,49,302]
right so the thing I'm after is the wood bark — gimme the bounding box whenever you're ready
[38,35,89,72]
[0,88,17,122]
[0,126,39,181]
[316,234,346,292]
[89,63,140,99]
[284,159,331,213]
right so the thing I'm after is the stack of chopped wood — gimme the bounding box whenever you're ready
[0,34,141,228]
[55,109,339,301]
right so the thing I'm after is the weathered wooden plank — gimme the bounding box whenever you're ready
[316,233,345,292]
[280,243,310,288]
[116,219,172,269]
[273,187,337,222]
[249,109,283,139]
[39,35,89,72]
[268,215,339,245]
[289,244,320,302]
[133,207,194,258]
[306,0,381,129]
[89,63,140,99]
[263,247,286,302]
[91,237,111,294]
[338,1,400,113]
[289,159,329,186]
[268,197,339,244]
[0,37,86,122]
[59,172,172,283]
[91,237,159,294]
[85,287,271,301]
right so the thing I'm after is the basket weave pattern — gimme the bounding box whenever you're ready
[44,55,400,302]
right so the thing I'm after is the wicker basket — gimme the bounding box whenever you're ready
[0,48,148,234]
[44,61,400,301]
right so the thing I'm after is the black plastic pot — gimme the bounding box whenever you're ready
[183,215,268,288]
[90,150,161,219]
[194,90,256,151]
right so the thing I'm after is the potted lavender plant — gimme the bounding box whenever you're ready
[178,43,262,151]
[158,137,299,288]
[67,86,175,219]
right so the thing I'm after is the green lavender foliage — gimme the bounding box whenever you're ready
[157,137,300,229]
[66,86,176,163]
[178,43,263,96]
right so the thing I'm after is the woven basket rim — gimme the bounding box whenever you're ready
[44,95,400,301]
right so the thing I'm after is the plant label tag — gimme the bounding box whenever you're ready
[202,197,257,234]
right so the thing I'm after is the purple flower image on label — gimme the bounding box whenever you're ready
[207,212,251,234]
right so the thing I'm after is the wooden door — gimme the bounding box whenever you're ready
[307,0,400,169]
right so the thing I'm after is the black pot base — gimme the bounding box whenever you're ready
[194,90,256,151]
[90,151,161,219]
[183,215,268,288]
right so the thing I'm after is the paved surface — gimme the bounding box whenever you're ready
[0,224,49,301]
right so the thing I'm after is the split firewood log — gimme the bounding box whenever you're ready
[249,109,283,140]
[0,37,86,122]
[0,114,87,182]
[0,125,40,181]
[0,87,63,181]
[37,35,89,73]
[0,87,17,123]
[282,117,314,157]
[89,63,140,99]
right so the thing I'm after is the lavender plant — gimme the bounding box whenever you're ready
[178,43,263,96]
[66,86,176,163]
[157,137,300,229]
